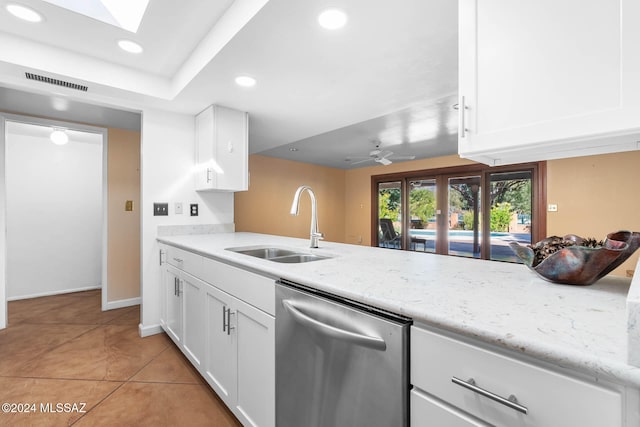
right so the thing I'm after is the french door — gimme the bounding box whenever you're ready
[373,163,544,263]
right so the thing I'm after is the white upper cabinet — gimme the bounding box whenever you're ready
[195,105,248,191]
[458,0,640,166]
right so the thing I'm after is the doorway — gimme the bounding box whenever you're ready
[0,114,108,328]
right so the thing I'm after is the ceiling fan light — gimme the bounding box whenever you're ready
[377,157,392,166]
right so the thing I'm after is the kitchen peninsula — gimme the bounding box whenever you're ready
[158,231,640,426]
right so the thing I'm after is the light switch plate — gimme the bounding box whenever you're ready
[153,203,168,216]
[548,204,558,212]
[175,202,183,214]
[190,204,198,216]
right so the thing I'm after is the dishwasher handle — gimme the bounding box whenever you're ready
[282,299,387,351]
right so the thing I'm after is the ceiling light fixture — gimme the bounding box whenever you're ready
[6,4,43,22]
[235,75,257,87]
[318,8,347,30]
[118,39,143,54]
[50,129,69,145]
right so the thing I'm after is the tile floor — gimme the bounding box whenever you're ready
[0,290,241,426]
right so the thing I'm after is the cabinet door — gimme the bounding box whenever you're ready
[164,264,182,344]
[195,105,248,192]
[411,388,488,427]
[215,106,248,192]
[235,299,275,427]
[204,283,236,403]
[159,246,167,329]
[182,273,206,369]
[195,106,216,190]
[459,0,640,165]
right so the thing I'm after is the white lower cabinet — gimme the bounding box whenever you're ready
[181,272,206,369]
[204,273,275,427]
[163,264,182,345]
[159,244,275,427]
[410,325,624,427]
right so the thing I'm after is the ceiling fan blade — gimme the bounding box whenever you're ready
[379,150,394,158]
[349,158,375,165]
[389,155,416,160]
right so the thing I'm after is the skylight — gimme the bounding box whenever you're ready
[41,0,149,33]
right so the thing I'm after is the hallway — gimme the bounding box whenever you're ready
[0,290,241,426]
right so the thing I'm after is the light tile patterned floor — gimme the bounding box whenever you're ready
[0,290,241,426]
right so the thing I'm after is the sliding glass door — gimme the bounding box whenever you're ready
[373,163,542,263]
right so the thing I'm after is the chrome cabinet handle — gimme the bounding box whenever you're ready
[174,277,177,296]
[226,308,235,335]
[282,300,386,351]
[452,377,528,414]
[222,306,235,335]
[459,96,469,139]
[173,257,183,263]
[222,306,227,333]
[159,249,165,265]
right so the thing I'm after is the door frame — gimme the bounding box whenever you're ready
[0,113,109,328]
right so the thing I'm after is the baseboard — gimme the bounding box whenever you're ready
[7,285,101,301]
[104,297,141,311]
[139,323,164,337]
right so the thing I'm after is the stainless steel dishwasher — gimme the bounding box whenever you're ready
[276,279,411,427]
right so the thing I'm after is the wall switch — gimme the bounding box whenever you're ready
[153,203,168,216]
[547,204,558,212]
[125,200,134,211]
[190,203,198,216]
[175,202,183,214]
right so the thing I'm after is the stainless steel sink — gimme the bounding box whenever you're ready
[268,254,329,263]
[226,246,330,263]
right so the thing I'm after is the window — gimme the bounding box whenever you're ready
[372,163,545,263]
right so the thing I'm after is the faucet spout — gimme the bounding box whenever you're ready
[290,185,323,248]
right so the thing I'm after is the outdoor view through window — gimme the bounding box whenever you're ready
[376,164,542,263]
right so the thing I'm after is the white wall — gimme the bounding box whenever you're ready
[6,122,103,299]
[139,108,234,336]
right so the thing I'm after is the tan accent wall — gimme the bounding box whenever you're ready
[547,151,640,277]
[107,128,141,301]
[234,155,346,243]
[237,151,639,278]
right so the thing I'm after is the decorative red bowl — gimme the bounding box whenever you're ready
[509,231,640,285]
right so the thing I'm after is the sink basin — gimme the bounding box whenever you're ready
[228,247,299,259]
[268,254,329,263]
[226,245,331,263]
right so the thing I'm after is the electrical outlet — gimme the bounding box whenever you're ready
[125,200,134,211]
[190,203,198,216]
[547,204,558,212]
[153,203,168,216]
[175,202,183,214]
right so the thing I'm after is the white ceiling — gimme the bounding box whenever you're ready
[0,0,459,169]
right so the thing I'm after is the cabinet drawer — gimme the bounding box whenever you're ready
[411,388,489,427]
[201,257,275,316]
[166,246,203,277]
[411,327,622,427]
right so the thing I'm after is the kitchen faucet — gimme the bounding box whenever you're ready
[290,185,323,248]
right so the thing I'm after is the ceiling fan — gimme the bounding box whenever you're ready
[346,143,416,166]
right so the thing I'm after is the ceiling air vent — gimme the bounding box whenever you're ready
[25,72,88,92]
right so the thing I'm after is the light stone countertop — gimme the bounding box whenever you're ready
[157,231,640,388]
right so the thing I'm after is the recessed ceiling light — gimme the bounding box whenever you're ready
[50,129,69,145]
[118,39,143,54]
[6,4,43,22]
[318,8,347,30]
[235,75,257,87]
